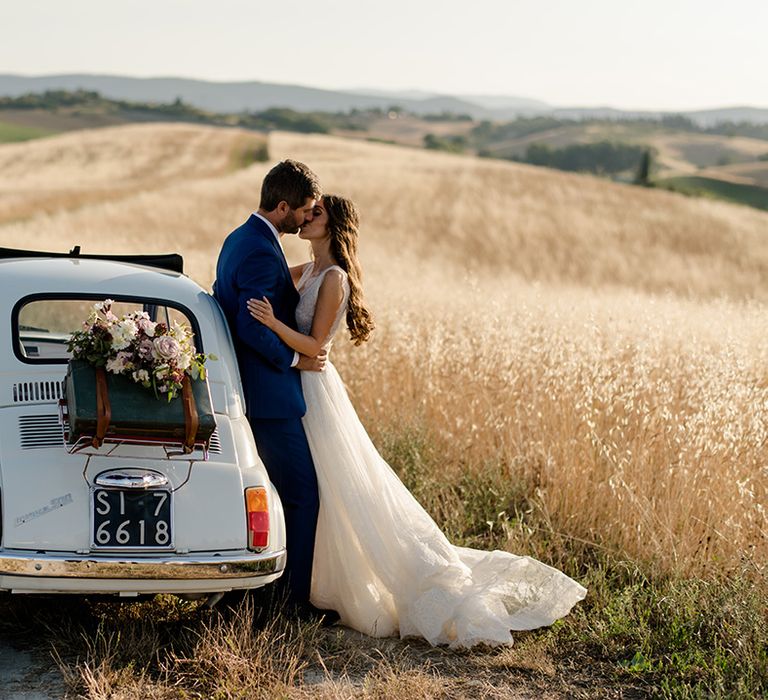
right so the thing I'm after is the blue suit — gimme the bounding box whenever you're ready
[213,214,318,607]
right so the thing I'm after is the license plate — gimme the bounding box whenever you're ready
[92,489,172,548]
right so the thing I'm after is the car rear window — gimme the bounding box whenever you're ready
[14,297,199,364]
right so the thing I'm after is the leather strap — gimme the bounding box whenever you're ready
[94,367,111,448]
[181,375,199,453]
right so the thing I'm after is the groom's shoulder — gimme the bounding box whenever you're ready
[224,215,269,249]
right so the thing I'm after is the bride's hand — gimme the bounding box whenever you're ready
[247,297,277,329]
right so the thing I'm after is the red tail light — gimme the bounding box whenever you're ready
[245,487,269,550]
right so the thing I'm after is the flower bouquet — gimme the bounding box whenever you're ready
[63,299,217,451]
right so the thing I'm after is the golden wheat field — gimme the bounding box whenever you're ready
[1,123,766,697]
[1,123,765,579]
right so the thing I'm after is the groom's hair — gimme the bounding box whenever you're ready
[260,159,321,211]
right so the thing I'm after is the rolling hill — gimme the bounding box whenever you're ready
[0,73,495,118]
[2,123,767,301]
[2,73,768,124]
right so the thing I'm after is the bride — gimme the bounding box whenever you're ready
[246,195,586,648]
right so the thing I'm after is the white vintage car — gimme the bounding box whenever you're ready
[0,248,286,600]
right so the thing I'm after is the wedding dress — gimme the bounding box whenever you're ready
[295,264,586,648]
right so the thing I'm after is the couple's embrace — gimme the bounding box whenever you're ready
[214,160,586,648]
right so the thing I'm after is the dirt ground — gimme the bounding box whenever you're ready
[0,619,647,700]
[0,636,66,700]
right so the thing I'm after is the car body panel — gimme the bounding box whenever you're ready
[0,255,286,595]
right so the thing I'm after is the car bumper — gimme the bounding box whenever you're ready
[0,548,286,594]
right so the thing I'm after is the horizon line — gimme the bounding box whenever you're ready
[1,70,767,114]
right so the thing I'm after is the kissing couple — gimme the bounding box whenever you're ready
[213,160,586,647]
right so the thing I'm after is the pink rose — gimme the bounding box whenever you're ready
[152,336,181,362]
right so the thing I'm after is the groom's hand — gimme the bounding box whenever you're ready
[296,350,327,372]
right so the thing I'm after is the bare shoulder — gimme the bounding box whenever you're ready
[321,267,345,286]
[323,267,346,283]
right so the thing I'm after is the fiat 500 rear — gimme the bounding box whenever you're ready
[0,248,286,600]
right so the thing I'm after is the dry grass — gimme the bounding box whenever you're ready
[26,596,560,699]
[0,125,766,696]
[3,128,768,299]
[0,122,265,225]
[1,124,765,578]
[335,282,768,579]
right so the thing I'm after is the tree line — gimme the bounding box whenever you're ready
[0,90,373,134]
[470,114,768,145]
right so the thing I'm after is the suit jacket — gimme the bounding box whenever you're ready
[213,215,305,419]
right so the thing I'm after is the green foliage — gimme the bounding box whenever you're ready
[659,113,698,130]
[634,149,653,185]
[0,119,53,143]
[471,114,768,158]
[0,90,210,122]
[423,132,467,154]
[707,120,768,141]
[230,139,269,170]
[241,107,332,134]
[657,176,768,211]
[238,107,371,134]
[124,95,209,120]
[561,568,768,698]
[471,116,567,145]
[0,90,375,138]
[422,111,473,122]
[0,89,103,109]
[517,140,648,175]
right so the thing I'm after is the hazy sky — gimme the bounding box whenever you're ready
[2,0,766,110]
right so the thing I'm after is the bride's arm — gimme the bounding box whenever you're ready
[247,269,345,358]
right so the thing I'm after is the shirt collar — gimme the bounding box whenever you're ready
[253,212,281,244]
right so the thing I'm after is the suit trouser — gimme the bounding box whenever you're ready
[249,417,319,608]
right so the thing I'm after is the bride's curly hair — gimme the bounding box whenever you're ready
[323,194,374,345]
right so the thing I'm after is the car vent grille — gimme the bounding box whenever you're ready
[17,416,222,453]
[207,429,222,454]
[19,414,65,449]
[13,380,64,404]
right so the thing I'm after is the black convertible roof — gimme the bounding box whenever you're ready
[0,246,184,274]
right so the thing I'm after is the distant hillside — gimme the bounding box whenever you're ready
[0,74,496,119]
[2,74,767,124]
[0,89,391,140]
[553,105,768,126]
[352,88,552,113]
[3,88,767,213]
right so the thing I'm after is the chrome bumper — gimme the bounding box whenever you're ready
[0,549,286,580]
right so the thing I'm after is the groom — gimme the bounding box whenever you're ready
[213,159,333,622]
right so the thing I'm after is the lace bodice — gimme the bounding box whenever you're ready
[295,263,349,349]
